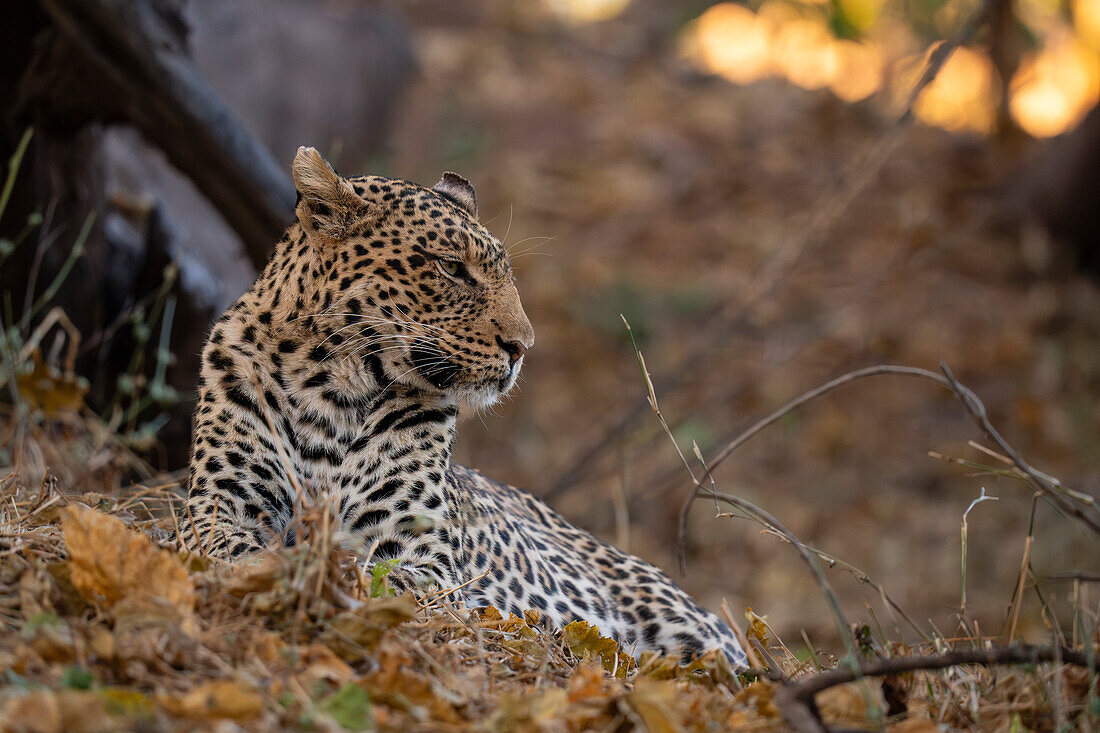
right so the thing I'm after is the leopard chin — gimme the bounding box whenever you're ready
[442,364,521,411]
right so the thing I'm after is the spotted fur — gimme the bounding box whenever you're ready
[180,147,747,667]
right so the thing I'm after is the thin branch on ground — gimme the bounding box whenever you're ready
[755,527,931,643]
[774,644,1100,733]
[622,315,858,666]
[678,364,1098,577]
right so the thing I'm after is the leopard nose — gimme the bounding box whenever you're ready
[496,335,528,364]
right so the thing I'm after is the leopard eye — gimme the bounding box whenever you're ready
[439,259,466,279]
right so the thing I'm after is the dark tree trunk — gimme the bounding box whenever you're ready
[1019,103,1100,277]
[0,0,414,470]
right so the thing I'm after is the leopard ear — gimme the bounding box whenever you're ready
[433,172,478,219]
[292,146,381,241]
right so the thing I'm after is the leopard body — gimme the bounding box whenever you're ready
[181,147,747,666]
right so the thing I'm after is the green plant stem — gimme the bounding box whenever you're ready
[0,128,34,222]
[22,212,94,331]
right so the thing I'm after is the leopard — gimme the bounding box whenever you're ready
[180,146,747,667]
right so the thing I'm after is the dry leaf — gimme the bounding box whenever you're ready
[886,719,944,732]
[744,607,769,646]
[562,620,635,677]
[567,665,607,702]
[1,689,62,733]
[55,690,116,733]
[15,350,88,417]
[221,552,285,598]
[819,682,884,727]
[735,681,781,719]
[60,505,194,632]
[625,679,684,733]
[298,643,355,686]
[319,595,417,658]
[158,679,263,721]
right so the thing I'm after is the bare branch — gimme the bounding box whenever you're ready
[774,644,1100,733]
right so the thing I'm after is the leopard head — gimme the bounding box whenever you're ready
[289,147,534,408]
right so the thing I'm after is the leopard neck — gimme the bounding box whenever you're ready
[239,227,384,402]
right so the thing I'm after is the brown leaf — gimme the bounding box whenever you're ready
[55,690,116,733]
[318,595,417,658]
[158,680,263,721]
[735,681,780,719]
[60,505,194,631]
[567,665,608,702]
[221,552,285,598]
[297,643,355,687]
[1,689,62,733]
[886,719,943,733]
[819,682,884,727]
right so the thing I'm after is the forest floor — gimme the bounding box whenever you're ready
[0,456,1095,731]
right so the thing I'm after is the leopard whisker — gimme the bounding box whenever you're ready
[378,359,451,395]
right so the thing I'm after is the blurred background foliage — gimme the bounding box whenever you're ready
[1,0,1097,650]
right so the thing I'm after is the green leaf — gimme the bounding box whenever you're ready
[61,666,94,690]
[319,683,373,731]
[369,558,401,598]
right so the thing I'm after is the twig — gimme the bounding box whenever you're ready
[756,527,930,643]
[1006,492,1040,642]
[938,362,1100,535]
[623,315,857,664]
[679,364,1098,578]
[774,644,1100,733]
[960,487,998,616]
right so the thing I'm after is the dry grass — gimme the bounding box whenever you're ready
[0,403,1096,732]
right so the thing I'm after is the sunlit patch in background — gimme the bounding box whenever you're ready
[680,2,885,101]
[543,0,633,24]
[676,0,1100,138]
[907,46,999,134]
[1010,34,1100,137]
[684,3,772,85]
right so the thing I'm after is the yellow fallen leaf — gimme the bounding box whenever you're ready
[15,349,88,417]
[61,505,194,631]
[625,679,683,733]
[563,620,635,677]
[158,680,263,721]
[745,607,769,646]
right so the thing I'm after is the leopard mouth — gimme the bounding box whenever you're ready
[403,346,520,407]
[408,346,461,389]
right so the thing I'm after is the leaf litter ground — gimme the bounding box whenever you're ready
[0,452,1095,732]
